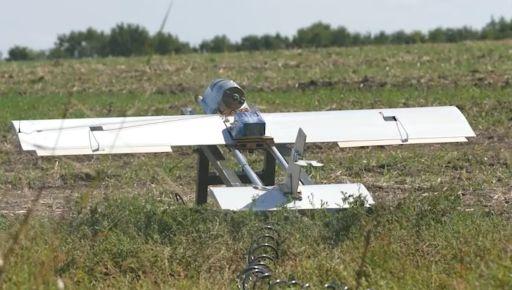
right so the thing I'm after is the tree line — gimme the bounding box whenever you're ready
[5,17,512,61]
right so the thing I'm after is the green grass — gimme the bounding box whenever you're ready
[0,41,511,289]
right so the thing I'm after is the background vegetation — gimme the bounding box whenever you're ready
[5,16,512,60]
[0,41,511,288]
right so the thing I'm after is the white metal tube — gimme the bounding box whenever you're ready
[268,145,289,170]
[231,148,264,187]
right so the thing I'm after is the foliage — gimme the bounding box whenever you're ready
[108,23,151,57]
[152,32,190,55]
[0,193,510,288]
[199,35,234,53]
[6,17,512,60]
[239,34,290,51]
[50,28,109,58]
[481,16,512,39]
[294,22,335,47]
[6,46,39,61]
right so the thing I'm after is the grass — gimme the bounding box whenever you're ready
[0,41,511,289]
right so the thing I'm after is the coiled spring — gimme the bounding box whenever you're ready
[238,225,351,290]
[238,225,280,289]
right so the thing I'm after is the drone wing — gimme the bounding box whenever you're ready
[12,106,475,156]
[263,106,475,147]
[12,115,228,156]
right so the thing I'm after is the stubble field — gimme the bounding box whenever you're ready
[0,41,511,289]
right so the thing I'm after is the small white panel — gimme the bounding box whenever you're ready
[338,137,468,148]
[209,183,374,211]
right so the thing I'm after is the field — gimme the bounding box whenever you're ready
[0,41,511,289]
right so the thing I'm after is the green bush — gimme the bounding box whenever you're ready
[7,46,36,61]
[199,35,234,53]
[51,28,109,58]
[108,23,151,56]
[152,32,190,55]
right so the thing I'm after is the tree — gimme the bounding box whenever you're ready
[293,22,333,48]
[389,30,409,44]
[239,34,289,51]
[199,35,234,53]
[152,32,190,55]
[331,26,351,46]
[481,17,498,39]
[350,32,365,46]
[260,34,290,50]
[428,28,446,43]
[108,23,151,56]
[7,46,35,61]
[360,32,373,45]
[495,17,512,39]
[373,31,390,45]
[51,28,108,58]
[409,31,426,44]
[240,35,263,51]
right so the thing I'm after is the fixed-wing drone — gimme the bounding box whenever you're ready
[12,79,476,210]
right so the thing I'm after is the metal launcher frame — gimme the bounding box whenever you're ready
[193,136,315,206]
[181,106,316,206]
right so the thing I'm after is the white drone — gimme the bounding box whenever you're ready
[12,79,476,211]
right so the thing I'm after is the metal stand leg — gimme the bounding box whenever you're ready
[262,150,276,186]
[195,145,243,205]
[195,150,210,205]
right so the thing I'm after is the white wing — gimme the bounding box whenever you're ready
[12,106,475,156]
[263,106,475,147]
[12,115,228,156]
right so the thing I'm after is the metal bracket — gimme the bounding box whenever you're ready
[266,144,314,186]
[295,160,323,167]
[381,112,409,143]
[278,128,307,200]
[88,127,101,152]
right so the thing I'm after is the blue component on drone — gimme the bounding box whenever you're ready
[230,110,266,139]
